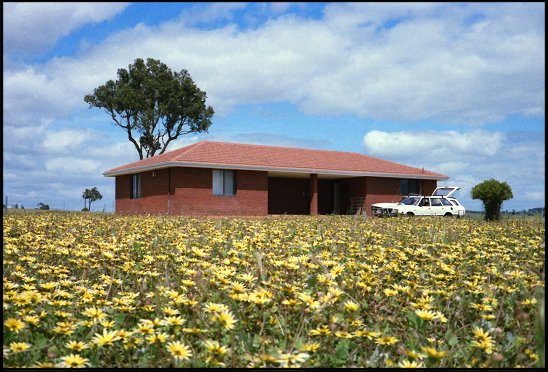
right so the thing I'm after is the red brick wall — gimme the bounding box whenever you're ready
[115,167,268,216]
[364,177,402,211]
[421,180,437,196]
[115,169,170,214]
[115,169,438,216]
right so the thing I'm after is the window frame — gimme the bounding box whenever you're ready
[131,174,141,199]
[212,169,236,196]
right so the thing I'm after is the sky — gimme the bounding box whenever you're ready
[3,2,545,212]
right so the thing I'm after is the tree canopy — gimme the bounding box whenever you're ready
[84,58,214,159]
[37,203,50,210]
[471,178,513,221]
[82,187,103,211]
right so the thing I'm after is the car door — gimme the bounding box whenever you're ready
[416,197,431,216]
[439,198,455,215]
[429,198,444,215]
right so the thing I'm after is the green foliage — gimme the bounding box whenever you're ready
[37,203,50,210]
[84,58,214,160]
[471,179,513,221]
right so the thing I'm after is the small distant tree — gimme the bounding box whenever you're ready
[37,202,50,210]
[82,187,103,211]
[471,179,513,221]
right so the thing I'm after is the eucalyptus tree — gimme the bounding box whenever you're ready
[85,58,214,160]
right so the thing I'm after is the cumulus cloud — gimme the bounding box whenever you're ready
[363,129,504,159]
[362,129,544,211]
[42,129,94,152]
[3,2,128,55]
[4,2,544,126]
[45,157,101,175]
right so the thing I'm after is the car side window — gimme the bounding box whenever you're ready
[440,199,452,206]
[421,198,430,206]
[430,198,442,206]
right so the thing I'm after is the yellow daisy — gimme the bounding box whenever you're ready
[167,340,192,361]
[214,310,238,330]
[301,341,321,353]
[57,354,90,368]
[4,318,26,333]
[147,332,170,344]
[9,342,31,353]
[65,340,89,351]
[421,346,446,359]
[92,329,121,347]
[375,335,399,345]
[398,360,424,368]
[415,309,437,321]
[204,340,228,356]
[343,300,360,313]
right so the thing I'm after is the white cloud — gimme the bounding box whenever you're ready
[42,129,93,152]
[5,2,543,126]
[363,129,504,159]
[178,2,247,27]
[3,2,129,55]
[45,157,101,175]
[362,129,544,211]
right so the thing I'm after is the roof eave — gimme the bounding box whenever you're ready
[103,161,449,181]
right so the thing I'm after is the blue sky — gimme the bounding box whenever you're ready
[3,2,545,212]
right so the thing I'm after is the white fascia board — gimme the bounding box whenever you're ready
[103,161,449,181]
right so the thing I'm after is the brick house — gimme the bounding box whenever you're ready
[103,140,448,216]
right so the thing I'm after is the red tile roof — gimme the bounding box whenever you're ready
[103,140,448,180]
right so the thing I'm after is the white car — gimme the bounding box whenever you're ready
[371,186,465,218]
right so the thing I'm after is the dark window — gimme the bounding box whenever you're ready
[400,179,420,195]
[131,174,141,199]
[212,170,235,196]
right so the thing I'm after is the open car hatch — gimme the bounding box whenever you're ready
[432,186,460,198]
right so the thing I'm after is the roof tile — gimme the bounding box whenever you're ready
[104,140,447,179]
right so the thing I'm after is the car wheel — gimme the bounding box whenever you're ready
[406,212,414,216]
[444,212,453,217]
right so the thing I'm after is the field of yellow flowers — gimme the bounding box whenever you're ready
[3,212,544,368]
